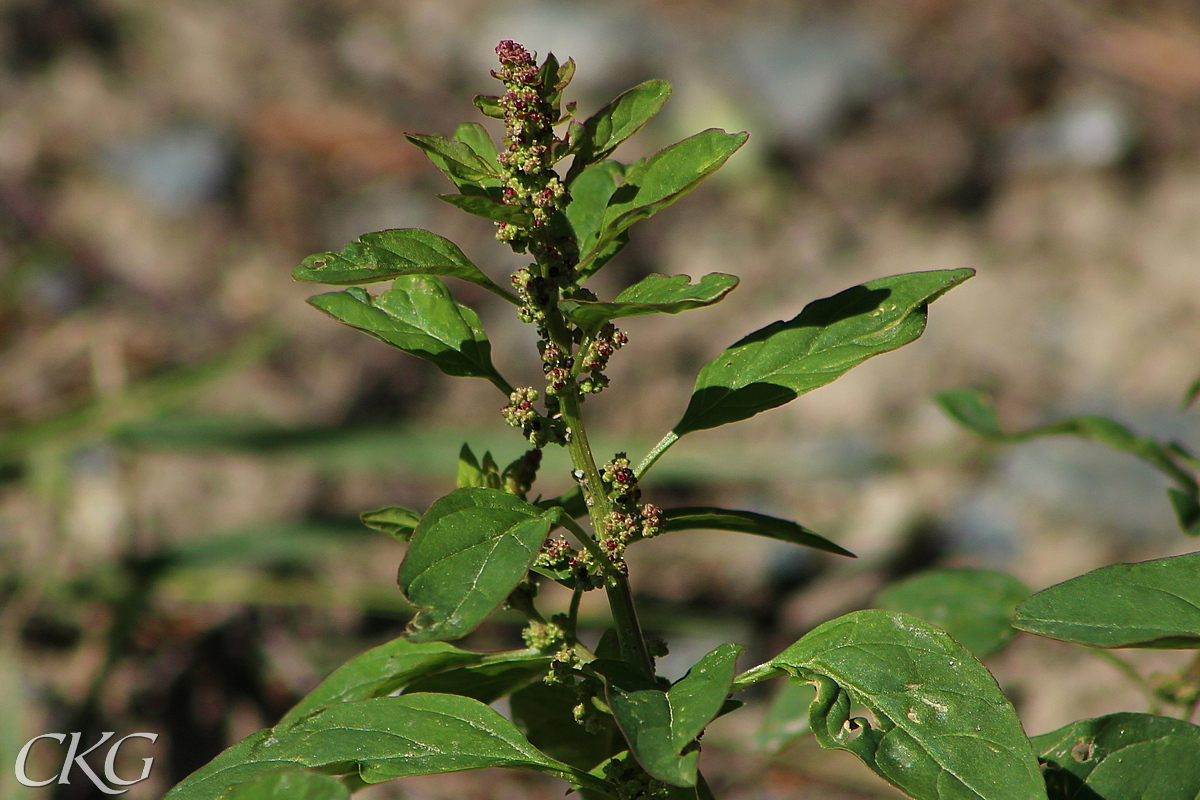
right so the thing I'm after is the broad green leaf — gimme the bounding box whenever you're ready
[457,443,502,489]
[560,273,739,332]
[567,80,672,179]
[451,122,500,172]
[577,129,748,279]
[165,731,287,800]
[565,160,627,270]
[218,768,349,800]
[594,643,742,787]
[403,654,551,702]
[661,507,854,557]
[398,488,559,642]
[1033,713,1200,800]
[936,387,1200,535]
[359,505,420,542]
[1014,551,1200,648]
[166,694,610,800]
[438,193,533,226]
[772,610,1047,800]
[756,678,814,753]
[877,568,1030,659]
[537,53,575,121]
[407,133,499,183]
[675,269,974,437]
[472,94,505,119]
[307,276,512,393]
[292,228,507,297]
[510,681,621,770]
[277,637,481,727]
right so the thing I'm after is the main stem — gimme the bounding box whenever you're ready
[558,386,656,678]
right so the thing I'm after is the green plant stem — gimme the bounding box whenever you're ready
[635,430,679,479]
[567,585,583,640]
[490,374,517,397]
[482,283,524,307]
[1087,648,1163,715]
[558,386,656,678]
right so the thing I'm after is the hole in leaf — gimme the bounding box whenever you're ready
[1069,739,1098,762]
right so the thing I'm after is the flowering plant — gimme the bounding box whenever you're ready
[165,41,1200,800]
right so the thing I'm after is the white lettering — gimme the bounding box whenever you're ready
[14,733,66,788]
[15,732,157,793]
[103,732,158,787]
[59,732,126,795]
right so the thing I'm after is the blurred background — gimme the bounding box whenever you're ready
[2,0,1200,797]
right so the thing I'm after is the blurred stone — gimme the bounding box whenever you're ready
[942,488,1021,560]
[19,263,87,315]
[996,405,1199,538]
[320,183,433,251]
[473,1,652,91]
[1008,94,1134,172]
[655,629,747,683]
[102,123,233,214]
[730,17,890,146]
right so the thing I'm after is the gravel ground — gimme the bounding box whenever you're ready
[2,1,1199,798]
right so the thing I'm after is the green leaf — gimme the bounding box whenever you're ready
[407,133,501,193]
[1172,488,1200,535]
[565,160,628,271]
[666,774,717,800]
[456,443,502,489]
[1013,551,1200,648]
[359,505,420,542]
[1184,373,1200,410]
[661,507,854,557]
[403,654,551,703]
[277,636,481,727]
[935,387,1200,535]
[438,193,534,226]
[510,681,621,770]
[473,94,505,119]
[934,387,1005,438]
[307,276,512,393]
[451,122,500,172]
[218,768,350,800]
[292,228,510,298]
[1033,713,1200,800]
[538,53,575,122]
[577,129,748,280]
[560,273,739,332]
[877,568,1031,659]
[756,678,815,753]
[398,488,559,642]
[594,643,742,787]
[164,731,286,800]
[675,269,974,436]
[772,609,1047,800]
[166,694,610,800]
[567,79,672,179]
